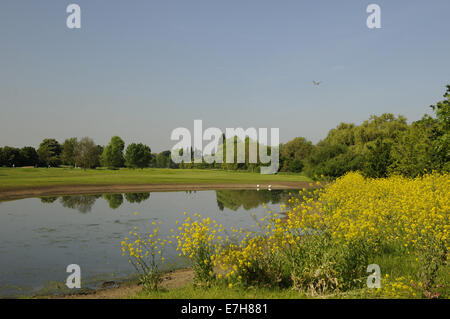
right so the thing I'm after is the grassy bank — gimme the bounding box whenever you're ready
[0,167,311,190]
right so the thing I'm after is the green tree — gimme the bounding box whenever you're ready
[305,143,364,178]
[101,136,125,168]
[389,120,436,177]
[280,137,313,172]
[61,138,78,166]
[1,146,22,167]
[75,137,100,169]
[125,143,152,168]
[304,114,408,178]
[37,138,61,167]
[429,85,450,171]
[155,151,171,168]
[363,138,392,178]
[20,146,38,166]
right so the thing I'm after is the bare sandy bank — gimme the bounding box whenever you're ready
[0,181,311,201]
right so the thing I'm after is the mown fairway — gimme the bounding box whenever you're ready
[0,167,311,190]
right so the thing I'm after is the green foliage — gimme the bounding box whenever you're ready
[0,146,22,167]
[155,150,175,168]
[280,137,313,172]
[37,138,62,167]
[389,121,436,177]
[101,136,125,168]
[288,234,370,294]
[61,138,78,166]
[304,114,407,178]
[305,143,364,178]
[75,137,101,169]
[429,85,450,170]
[363,139,392,178]
[297,88,450,179]
[20,146,38,166]
[125,143,152,168]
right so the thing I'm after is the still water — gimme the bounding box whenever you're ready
[0,189,294,297]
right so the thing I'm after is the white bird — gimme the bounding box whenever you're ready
[313,80,322,86]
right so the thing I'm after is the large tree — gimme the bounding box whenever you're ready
[155,150,171,168]
[61,137,78,166]
[280,137,313,172]
[101,136,125,168]
[75,137,100,169]
[125,143,152,168]
[429,85,450,171]
[0,146,21,167]
[20,146,38,166]
[363,138,392,178]
[389,120,436,177]
[37,138,61,167]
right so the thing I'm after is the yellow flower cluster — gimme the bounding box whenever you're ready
[176,212,225,259]
[207,172,448,292]
[365,275,420,298]
[287,172,449,250]
[121,221,167,271]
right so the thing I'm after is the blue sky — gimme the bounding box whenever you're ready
[0,0,449,151]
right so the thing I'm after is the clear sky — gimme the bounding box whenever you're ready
[1,0,449,152]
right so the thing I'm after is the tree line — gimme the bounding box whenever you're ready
[1,85,448,178]
[279,85,449,178]
[0,135,175,170]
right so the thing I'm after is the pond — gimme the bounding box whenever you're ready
[0,189,296,297]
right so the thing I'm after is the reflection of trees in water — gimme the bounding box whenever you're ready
[40,196,59,204]
[124,192,150,203]
[60,195,101,213]
[215,190,293,211]
[103,194,123,209]
[40,192,152,212]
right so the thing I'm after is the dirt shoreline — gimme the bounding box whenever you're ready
[45,268,194,299]
[0,181,310,201]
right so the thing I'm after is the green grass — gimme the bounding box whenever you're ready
[132,284,313,299]
[129,283,405,299]
[0,167,311,190]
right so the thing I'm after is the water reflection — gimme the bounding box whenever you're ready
[60,195,101,213]
[124,192,150,203]
[103,194,123,209]
[40,197,58,204]
[1,189,300,296]
[39,190,294,213]
[216,190,291,211]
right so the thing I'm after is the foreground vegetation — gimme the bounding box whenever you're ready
[123,172,449,299]
[0,167,310,190]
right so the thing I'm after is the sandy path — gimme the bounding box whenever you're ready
[47,268,194,299]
